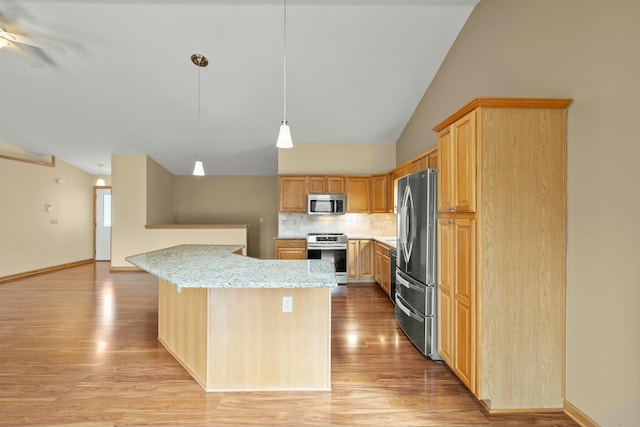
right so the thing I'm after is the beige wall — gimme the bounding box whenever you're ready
[146,156,175,225]
[111,154,148,266]
[397,1,640,425]
[278,142,396,175]
[0,155,94,277]
[111,154,254,266]
[173,176,278,259]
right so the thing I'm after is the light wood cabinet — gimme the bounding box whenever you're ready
[428,151,438,169]
[308,176,345,194]
[279,176,308,213]
[373,241,391,296]
[410,154,427,173]
[434,98,572,411]
[438,218,476,391]
[348,239,374,281]
[370,174,389,213]
[275,239,306,260]
[345,176,371,213]
[438,110,476,213]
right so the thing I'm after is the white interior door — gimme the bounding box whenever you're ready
[95,188,112,261]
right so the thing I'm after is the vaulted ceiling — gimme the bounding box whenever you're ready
[0,0,478,176]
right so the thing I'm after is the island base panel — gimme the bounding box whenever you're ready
[158,280,331,391]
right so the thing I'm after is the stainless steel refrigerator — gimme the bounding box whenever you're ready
[395,169,441,360]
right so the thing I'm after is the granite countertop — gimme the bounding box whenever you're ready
[372,236,397,249]
[126,245,337,289]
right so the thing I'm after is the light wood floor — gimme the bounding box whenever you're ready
[0,262,578,426]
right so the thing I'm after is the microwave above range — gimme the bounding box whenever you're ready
[307,194,346,215]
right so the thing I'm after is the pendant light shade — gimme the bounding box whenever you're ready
[193,157,205,176]
[276,0,293,149]
[276,120,293,148]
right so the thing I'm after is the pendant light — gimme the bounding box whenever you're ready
[276,0,293,148]
[192,53,208,176]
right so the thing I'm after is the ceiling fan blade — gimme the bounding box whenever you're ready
[4,40,44,67]
[1,31,65,53]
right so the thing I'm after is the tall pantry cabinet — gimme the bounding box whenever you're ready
[434,98,572,412]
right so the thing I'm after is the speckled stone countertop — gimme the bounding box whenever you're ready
[126,244,338,289]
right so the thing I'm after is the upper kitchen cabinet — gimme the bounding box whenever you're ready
[437,110,476,213]
[346,176,371,213]
[308,176,345,194]
[433,98,572,411]
[279,176,308,213]
[370,174,389,213]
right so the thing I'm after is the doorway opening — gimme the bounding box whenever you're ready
[94,187,112,261]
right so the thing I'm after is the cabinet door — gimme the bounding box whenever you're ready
[326,176,345,193]
[381,250,390,295]
[438,127,454,212]
[453,218,476,393]
[279,176,307,212]
[437,217,476,392]
[346,176,371,213]
[349,240,374,279]
[452,112,477,213]
[277,248,306,260]
[428,151,438,169]
[438,111,476,213]
[373,241,391,295]
[308,176,326,194]
[411,155,427,173]
[360,240,374,278]
[370,174,389,213]
[437,219,454,366]
[348,240,359,278]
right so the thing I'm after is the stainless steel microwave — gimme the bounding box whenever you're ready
[307,194,346,215]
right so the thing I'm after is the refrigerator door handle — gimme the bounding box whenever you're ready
[396,296,425,323]
[396,272,425,293]
[401,185,414,264]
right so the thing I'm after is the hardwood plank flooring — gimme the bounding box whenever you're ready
[0,262,578,426]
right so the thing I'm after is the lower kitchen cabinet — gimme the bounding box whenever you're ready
[438,217,476,393]
[348,239,374,281]
[276,239,306,260]
[373,241,391,296]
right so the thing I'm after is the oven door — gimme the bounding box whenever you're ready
[307,247,347,284]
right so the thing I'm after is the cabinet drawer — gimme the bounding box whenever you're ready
[276,239,306,249]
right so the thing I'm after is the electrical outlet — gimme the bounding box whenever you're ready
[282,296,293,313]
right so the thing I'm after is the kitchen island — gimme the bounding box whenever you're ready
[126,244,337,392]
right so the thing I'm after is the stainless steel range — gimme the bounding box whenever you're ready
[306,233,348,284]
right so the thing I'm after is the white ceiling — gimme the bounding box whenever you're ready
[0,0,478,176]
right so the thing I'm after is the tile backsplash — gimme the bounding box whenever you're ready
[278,213,397,238]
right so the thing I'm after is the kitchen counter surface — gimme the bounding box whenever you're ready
[126,244,337,289]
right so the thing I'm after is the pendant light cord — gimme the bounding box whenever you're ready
[283,0,287,122]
